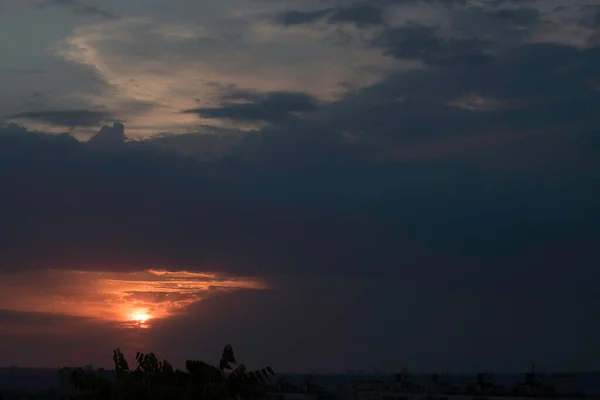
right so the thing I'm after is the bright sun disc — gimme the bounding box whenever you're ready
[132,313,151,323]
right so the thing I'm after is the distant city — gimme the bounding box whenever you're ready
[2,364,600,400]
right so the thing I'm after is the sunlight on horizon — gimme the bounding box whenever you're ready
[0,269,268,329]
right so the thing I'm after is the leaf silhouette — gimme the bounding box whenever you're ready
[78,345,272,400]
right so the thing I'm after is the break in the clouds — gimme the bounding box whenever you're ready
[1,0,600,372]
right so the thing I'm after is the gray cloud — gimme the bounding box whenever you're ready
[492,7,539,25]
[182,91,320,123]
[276,8,333,26]
[9,110,115,127]
[327,3,385,27]
[593,6,600,27]
[450,6,540,45]
[275,2,385,28]
[294,1,541,64]
[144,128,248,160]
[37,0,118,19]
[490,0,538,4]
[373,24,495,66]
[0,68,44,75]
[318,42,600,150]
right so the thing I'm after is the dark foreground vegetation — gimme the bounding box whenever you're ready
[69,345,275,400]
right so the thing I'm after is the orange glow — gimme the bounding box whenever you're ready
[0,269,268,328]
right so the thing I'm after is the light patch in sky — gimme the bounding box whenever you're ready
[2,0,590,137]
[48,16,406,136]
[0,269,267,328]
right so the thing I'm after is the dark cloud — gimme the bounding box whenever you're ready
[275,3,385,28]
[327,3,385,27]
[326,42,600,148]
[9,109,115,128]
[592,6,600,27]
[276,9,332,26]
[4,41,600,283]
[0,310,139,368]
[182,91,320,123]
[147,280,600,372]
[1,113,599,282]
[0,124,361,276]
[491,7,539,25]
[450,6,540,44]
[373,24,495,66]
[273,0,539,34]
[0,68,44,75]
[88,122,127,147]
[140,128,248,160]
[328,0,466,6]
[490,0,538,4]
[0,309,94,330]
[290,1,541,59]
[37,0,118,19]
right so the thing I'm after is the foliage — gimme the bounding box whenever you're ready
[68,345,275,400]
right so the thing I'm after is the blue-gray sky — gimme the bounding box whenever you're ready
[1,0,600,373]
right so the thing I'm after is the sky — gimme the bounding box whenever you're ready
[1,0,600,373]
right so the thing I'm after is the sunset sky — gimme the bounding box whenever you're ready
[1,0,600,373]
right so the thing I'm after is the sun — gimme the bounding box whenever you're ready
[131,312,151,323]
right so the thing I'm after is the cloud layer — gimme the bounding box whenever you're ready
[1,0,600,372]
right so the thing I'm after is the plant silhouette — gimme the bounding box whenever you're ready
[70,344,275,400]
